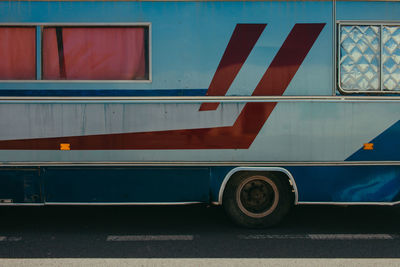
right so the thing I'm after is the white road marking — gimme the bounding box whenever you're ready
[239,234,396,240]
[239,234,306,240]
[308,234,394,240]
[106,235,194,241]
[0,236,22,242]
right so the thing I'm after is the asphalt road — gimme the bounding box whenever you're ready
[0,204,399,258]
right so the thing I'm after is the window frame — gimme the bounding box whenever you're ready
[337,21,400,95]
[0,23,152,83]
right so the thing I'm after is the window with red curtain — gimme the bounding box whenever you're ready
[0,27,36,80]
[42,27,147,80]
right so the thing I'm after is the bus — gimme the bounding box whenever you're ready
[0,0,399,228]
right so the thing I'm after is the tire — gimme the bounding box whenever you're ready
[222,172,293,228]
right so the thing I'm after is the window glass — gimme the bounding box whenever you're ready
[42,27,147,80]
[339,24,400,92]
[0,27,36,80]
[382,26,400,91]
[339,25,380,91]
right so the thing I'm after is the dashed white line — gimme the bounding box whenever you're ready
[0,236,22,242]
[308,234,394,240]
[106,235,194,241]
[239,234,306,240]
[239,234,396,240]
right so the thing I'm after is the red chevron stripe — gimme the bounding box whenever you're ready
[199,24,266,111]
[0,23,325,150]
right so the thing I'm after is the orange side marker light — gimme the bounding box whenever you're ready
[60,143,71,150]
[363,143,374,150]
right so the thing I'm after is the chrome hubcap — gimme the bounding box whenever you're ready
[236,176,279,218]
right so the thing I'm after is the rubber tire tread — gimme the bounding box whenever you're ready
[223,171,293,228]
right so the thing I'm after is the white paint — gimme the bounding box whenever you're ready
[106,235,194,241]
[239,234,306,240]
[308,234,394,240]
[0,102,240,140]
[239,234,396,240]
[0,236,22,242]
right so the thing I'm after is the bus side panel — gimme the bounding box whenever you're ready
[287,166,400,203]
[1,101,400,163]
[0,168,41,203]
[43,167,210,203]
[0,0,333,96]
[336,1,400,21]
[209,165,400,204]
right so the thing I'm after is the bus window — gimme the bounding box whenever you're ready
[382,26,400,91]
[339,24,400,93]
[42,27,148,80]
[0,27,36,80]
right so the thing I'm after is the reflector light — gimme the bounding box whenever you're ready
[363,143,374,150]
[60,143,71,150]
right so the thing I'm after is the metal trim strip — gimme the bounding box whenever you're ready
[36,26,42,80]
[380,24,383,91]
[0,0,336,2]
[1,161,400,167]
[0,23,151,26]
[332,0,337,96]
[0,203,44,206]
[43,202,203,206]
[298,201,400,206]
[2,201,399,207]
[2,0,398,2]
[337,21,400,25]
[2,95,400,102]
[337,22,400,94]
[0,202,203,206]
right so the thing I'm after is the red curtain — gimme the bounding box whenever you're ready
[43,27,146,80]
[0,27,36,80]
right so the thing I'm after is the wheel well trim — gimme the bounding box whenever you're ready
[216,167,299,206]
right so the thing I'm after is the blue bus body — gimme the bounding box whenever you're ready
[0,0,400,216]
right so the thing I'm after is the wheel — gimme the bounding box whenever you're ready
[222,172,293,228]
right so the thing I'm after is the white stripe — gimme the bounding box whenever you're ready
[106,235,194,241]
[0,236,22,242]
[239,234,396,240]
[238,234,306,240]
[308,234,394,240]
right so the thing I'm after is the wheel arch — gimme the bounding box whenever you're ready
[217,167,298,205]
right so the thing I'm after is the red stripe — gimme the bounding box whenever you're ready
[252,23,326,97]
[0,23,325,150]
[199,24,266,111]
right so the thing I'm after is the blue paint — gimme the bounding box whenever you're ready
[0,1,332,94]
[36,26,41,80]
[0,168,41,203]
[336,1,400,21]
[44,167,210,203]
[286,165,400,202]
[347,120,400,161]
[210,167,234,202]
[0,165,400,204]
